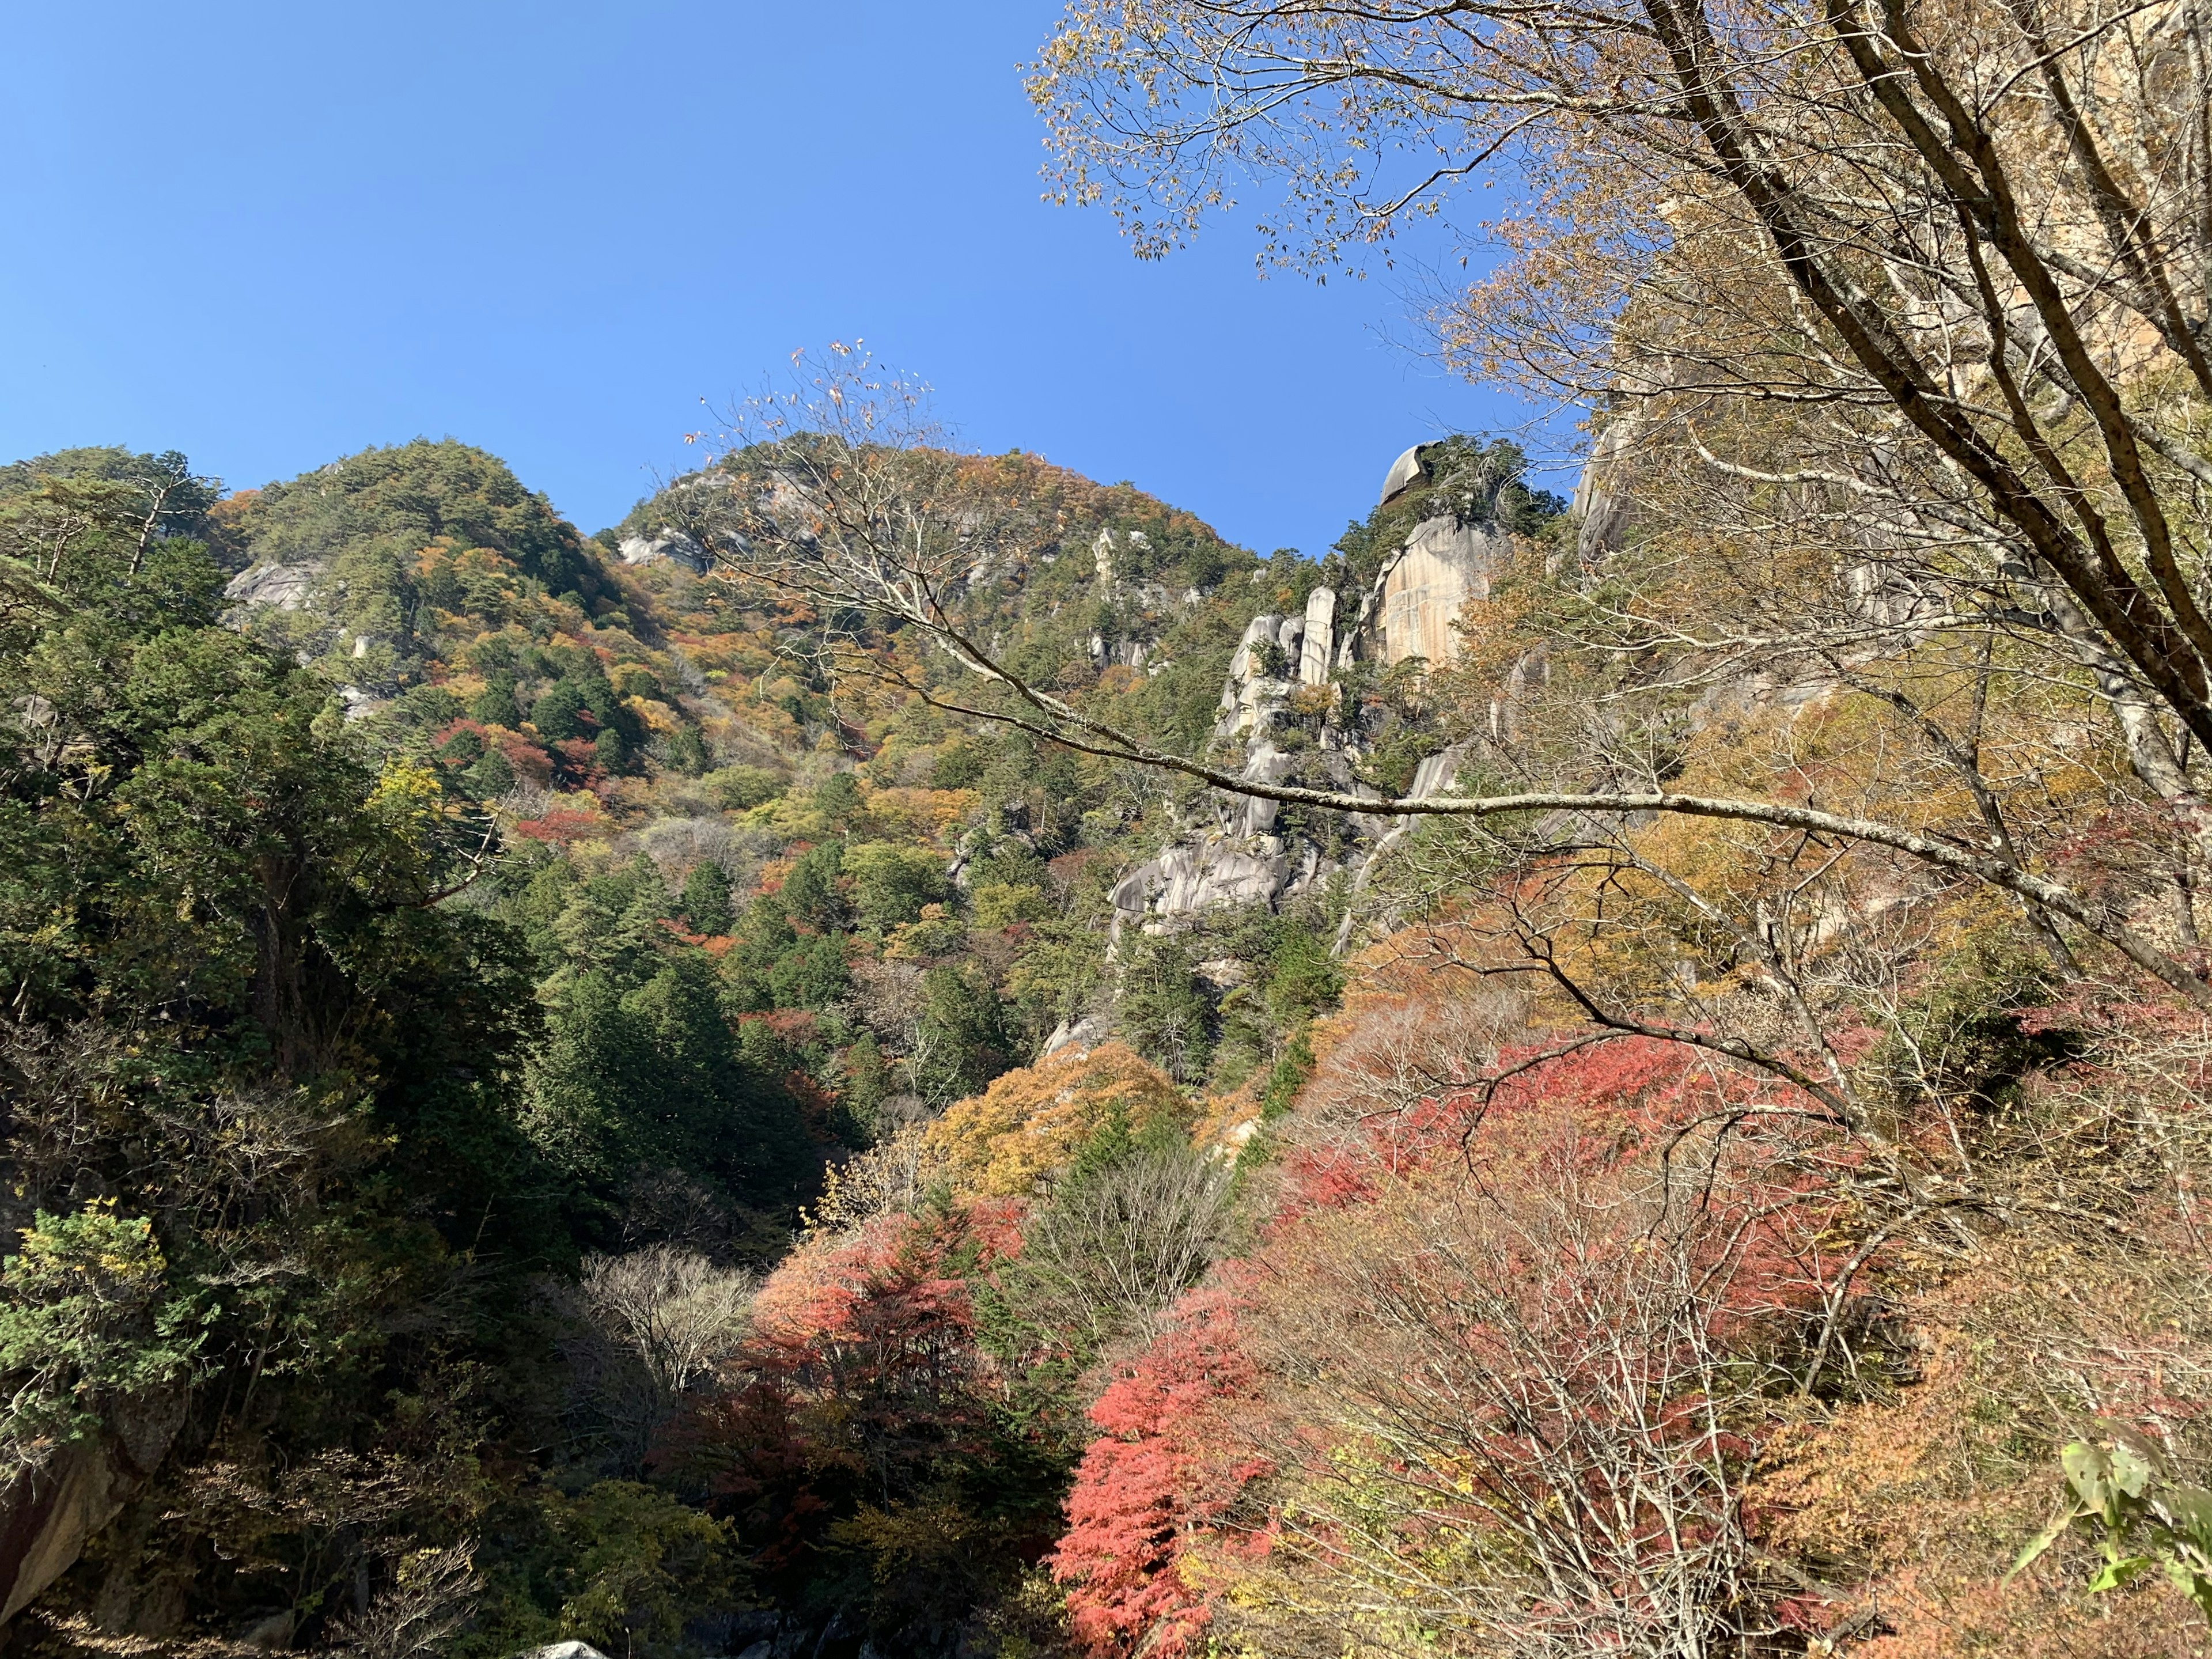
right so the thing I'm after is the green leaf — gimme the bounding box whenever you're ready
[2062,1441,2113,1508]
[2160,1556,2211,1602]
[2158,1487,2212,1554]
[2110,1441,2155,1499]
[2087,1554,2153,1594]
[2005,1505,2084,1585]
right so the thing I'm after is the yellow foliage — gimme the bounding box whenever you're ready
[368,759,447,855]
[804,1125,944,1236]
[925,1041,1185,1199]
[626,694,684,736]
[970,882,1046,929]
[863,784,980,840]
[1749,1237,2212,1657]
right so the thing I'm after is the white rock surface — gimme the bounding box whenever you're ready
[223,560,323,612]
[1379,443,1426,504]
[617,528,710,574]
[1376,518,1510,667]
[1298,586,1336,685]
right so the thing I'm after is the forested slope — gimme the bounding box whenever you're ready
[11,213,2212,1659]
[0,433,1445,1658]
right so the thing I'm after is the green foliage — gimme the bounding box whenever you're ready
[1118,933,1213,1084]
[1343,657,1443,796]
[471,677,523,727]
[706,764,785,809]
[914,964,1013,1108]
[1332,434,1564,590]
[839,1032,892,1144]
[1260,1027,1315,1118]
[0,1203,198,1475]
[668,726,713,777]
[815,771,863,825]
[847,841,951,931]
[1874,921,2075,1109]
[2010,1432,2212,1620]
[680,862,735,936]
[465,1481,747,1659]
[533,680,589,740]
[931,741,988,790]
[0,448,227,646]
[228,437,608,611]
[1264,926,1342,1026]
[468,745,517,798]
[780,842,850,932]
[0,441,590,1644]
[516,902,812,1214]
[767,933,850,1010]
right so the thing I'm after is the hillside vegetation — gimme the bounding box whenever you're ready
[0,431,1407,1658]
[6,0,2212,1644]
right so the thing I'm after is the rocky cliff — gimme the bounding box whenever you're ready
[1100,440,1554,954]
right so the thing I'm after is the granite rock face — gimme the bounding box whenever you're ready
[1100,433,1614,949]
[0,1389,185,1628]
[1375,517,1512,668]
[222,559,323,613]
[616,528,711,574]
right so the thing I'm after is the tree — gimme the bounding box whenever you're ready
[1050,1287,1262,1658]
[680,861,736,937]
[532,681,589,741]
[1037,0,2212,858]
[471,677,522,728]
[0,463,566,1643]
[926,1041,1185,1200]
[910,965,1014,1112]
[0,1203,196,1479]
[846,842,951,933]
[1116,933,1214,1084]
[579,1244,757,1406]
[986,1124,1233,1363]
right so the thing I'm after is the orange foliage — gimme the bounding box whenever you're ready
[925,1041,1185,1199]
[862,783,981,840]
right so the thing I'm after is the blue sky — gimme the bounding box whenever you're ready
[0,1,1567,556]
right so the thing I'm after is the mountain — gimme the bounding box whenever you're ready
[19,403,2176,1659]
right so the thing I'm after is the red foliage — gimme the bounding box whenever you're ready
[434,715,493,747]
[681,1206,1011,1598]
[1051,1286,1268,1657]
[743,1008,820,1047]
[551,734,605,787]
[1049,1025,1852,1655]
[1275,1033,1813,1224]
[510,808,603,844]
[962,1196,1027,1265]
[498,733,554,789]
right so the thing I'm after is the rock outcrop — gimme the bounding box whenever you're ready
[221,560,321,613]
[1115,442,1531,946]
[1374,517,1510,668]
[0,1391,185,1628]
[616,527,710,574]
[1101,437,1585,949]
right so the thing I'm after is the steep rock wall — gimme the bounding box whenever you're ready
[1103,437,1602,951]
